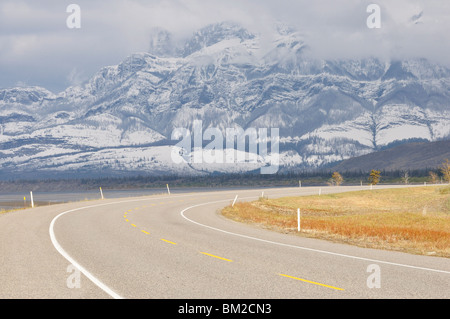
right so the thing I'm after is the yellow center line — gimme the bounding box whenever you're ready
[125,219,129,222]
[160,238,177,245]
[279,274,344,291]
[200,252,233,262]
[131,224,137,227]
[141,230,150,235]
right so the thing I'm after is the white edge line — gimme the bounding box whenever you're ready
[48,194,201,300]
[47,191,255,299]
[47,189,308,299]
[49,205,124,299]
[180,197,450,275]
[48,185,449,299]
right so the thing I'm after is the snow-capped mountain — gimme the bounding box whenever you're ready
[1,21,449,178]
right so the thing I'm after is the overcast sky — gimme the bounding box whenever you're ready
[1,0,449,93]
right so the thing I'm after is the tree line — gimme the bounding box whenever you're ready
[328,159,450,186]
[1,159,449,192]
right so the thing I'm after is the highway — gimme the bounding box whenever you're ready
[0,185,449,299]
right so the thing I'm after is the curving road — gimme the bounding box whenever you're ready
[1,185,449,299]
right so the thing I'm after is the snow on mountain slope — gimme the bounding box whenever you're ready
[0,21,449,177]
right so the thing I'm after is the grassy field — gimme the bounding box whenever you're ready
[222,185,450,257]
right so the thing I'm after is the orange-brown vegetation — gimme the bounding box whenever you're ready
[222,186,450,257]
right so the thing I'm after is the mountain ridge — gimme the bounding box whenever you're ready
[331,139,450,172]
[0,21,449,178]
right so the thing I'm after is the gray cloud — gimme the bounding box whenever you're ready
[0,0,449,92]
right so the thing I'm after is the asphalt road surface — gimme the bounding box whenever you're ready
[1,185,449,299]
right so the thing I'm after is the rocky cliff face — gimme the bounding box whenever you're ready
[1,22,449,178]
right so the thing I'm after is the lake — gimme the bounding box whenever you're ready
[0,186,263,211]
[0,187,199,211]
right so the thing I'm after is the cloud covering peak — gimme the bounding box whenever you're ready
[0,0,449,92]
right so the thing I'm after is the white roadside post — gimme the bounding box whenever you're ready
[99,187,104,200]
[232,195,238,207]
[30,191,34,208]
[166,184,171,195]
[319,188,321,196]
[297,208,301,232]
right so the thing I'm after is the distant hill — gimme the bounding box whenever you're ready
[331,140,450,172]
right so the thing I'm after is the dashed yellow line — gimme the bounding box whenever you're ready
[121,203,346,293]
[279,273,344,291]
[160,238,177,245]
[200,252,233,262]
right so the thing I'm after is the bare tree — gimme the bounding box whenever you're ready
[401,171,410,184]
[429,171,439,184]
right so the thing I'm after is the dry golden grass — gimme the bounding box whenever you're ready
[222,186,450,257]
